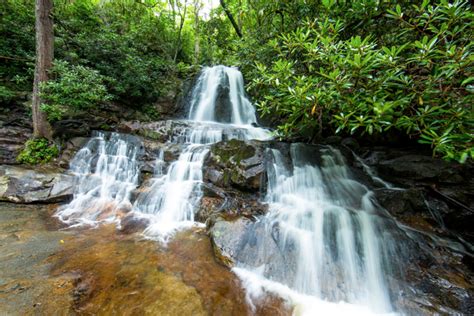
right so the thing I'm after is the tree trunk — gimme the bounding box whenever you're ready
[173,0,188,62]
[220,0,243,38]
[193,0,201,65]
[32,0,53,139]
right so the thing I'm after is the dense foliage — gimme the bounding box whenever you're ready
[1,0,200,114]
[1,0,472,162]
[251,1,473,161]
[40,60,111,121]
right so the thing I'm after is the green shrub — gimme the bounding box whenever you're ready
[17,138,59,165]
[250,0,473,162]
[40,60,112,122]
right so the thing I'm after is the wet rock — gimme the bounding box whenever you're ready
[341,137,359,151]
[58,137,89,168]
[209,217,297,286]
[204,139,266,191]
[209,218,250,267]
[357,149,474,242]
[393,231,474,315]
[119,214,150,234]
[0,165,74,203]
[363,151,471,188]
[375,188,427,216]
[140,140,184,175]
[196,183,268,227]
[0,203,75,315]
[133,120,190,143]
[213,80,232,123]
[72,274,95,307]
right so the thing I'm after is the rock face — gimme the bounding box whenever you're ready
[209,217,297,287]
[358,149,474,243]
[196,183,268,227]
[213,77,232,123]
[0,107,32,165]
[0,165,74,203]
[348,147,474,314]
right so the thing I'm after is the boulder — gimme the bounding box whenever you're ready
[0,165,74,203]
[204,139,266,192]
[196,183,268,227]
[209,217,297,286]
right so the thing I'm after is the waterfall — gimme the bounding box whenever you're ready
[55,65,402,314]
[188,65,259,125]
[55,132,142,227]
[131,66,271,241]
[231,145,400,315]
[56,66,270,235]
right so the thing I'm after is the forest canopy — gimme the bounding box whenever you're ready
[1,0,472,161]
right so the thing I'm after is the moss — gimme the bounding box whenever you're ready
[230,169,243,185]
[99,123,112,131]
[212,139,255,165]
[138,129,166,142]
[222,169,231,186]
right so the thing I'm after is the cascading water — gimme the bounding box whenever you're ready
[55,132,142,227]
[56,66,270,236]
[188,66,259,125]
[55,65,406,314]
[231,145,402,315]
[131,65,271,241]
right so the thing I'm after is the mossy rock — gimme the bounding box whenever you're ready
[211,139,256,166]
[138,128,167,142]
[206,140,265,192]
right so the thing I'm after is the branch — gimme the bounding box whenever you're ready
[0,55,32,62]
[220,0,243,38]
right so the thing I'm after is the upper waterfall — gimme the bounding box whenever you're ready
[188,66,259,125]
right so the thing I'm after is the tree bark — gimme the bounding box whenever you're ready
[32,0,53,139]
[173,0,188,62]
[193,0,202,65]
[220,0,243,38]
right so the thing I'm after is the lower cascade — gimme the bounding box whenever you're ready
[229,145,401,315]
[55,131,142,227]
[52,65,469,315]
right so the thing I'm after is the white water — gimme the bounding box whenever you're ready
[232,145,399,315]
[55,132,141,227]
[132,65,271,241]
[56,65,400,315]
[188,65,259,125]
